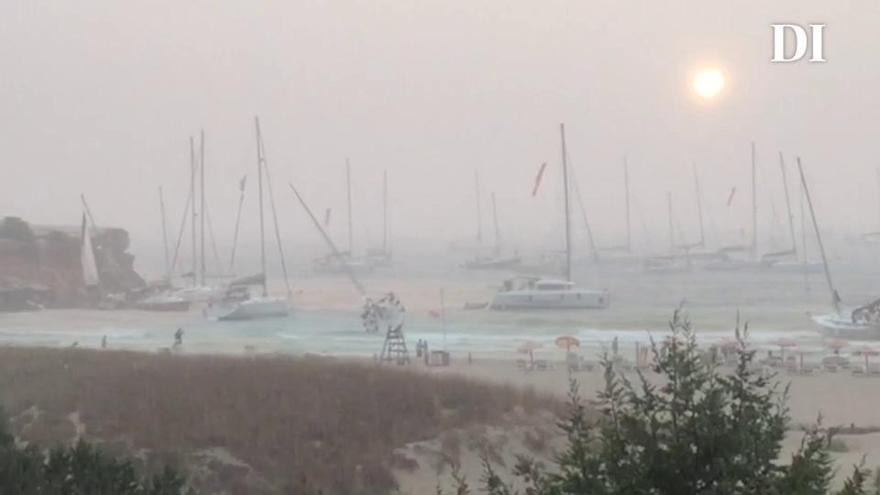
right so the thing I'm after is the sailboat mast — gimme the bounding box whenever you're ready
[624,157,631,252]
[199,130,206,287]
[255,117,268,297]
[382,169,388,254]
[229,175,246,272]
[798,157,839,313]
[751,142,758,259]
[346,158,354,254]
[289,182,366,295]
[667,192,675,252]
[693,163,705,248]
[159,186,170,281]
[189,136,197,288]
[491,192,501,255]
[474,171,483,243]
[876,167,880,231]
[779,152,797,254]
[560,123,572,281]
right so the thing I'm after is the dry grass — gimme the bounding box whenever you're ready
[0,347,557,494]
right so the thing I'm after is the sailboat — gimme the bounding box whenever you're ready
[491,124,609,310]
[760,153,822,273]
[171,133,225,302]
[705,142,762,271]
[312,159,374,274]
[462,190,521,270]
[366,170,393,267]
[799,158,880,338]
[204,117,289,321]
[643,192,693,274]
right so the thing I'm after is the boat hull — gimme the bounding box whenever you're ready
[813,313,880,340]
[490,289,609,310]
[135,298,190,312]
[206,297,289,321]
[462,257,522,270]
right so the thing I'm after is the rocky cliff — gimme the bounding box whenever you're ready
[0,216,145,309]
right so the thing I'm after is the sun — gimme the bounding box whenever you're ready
[692,67,725,100]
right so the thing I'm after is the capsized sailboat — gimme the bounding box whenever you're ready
[491,123,609,310]
[205,117,289,321]
[798,158,880,338]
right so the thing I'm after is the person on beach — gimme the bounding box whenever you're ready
[101,335,107,349]
[174,328,184,348]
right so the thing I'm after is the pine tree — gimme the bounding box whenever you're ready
[482,309,863,495]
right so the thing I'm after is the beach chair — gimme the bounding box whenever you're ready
[535,359,549,371]
[516,358,529,371]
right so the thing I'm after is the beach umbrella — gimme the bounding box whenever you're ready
[773,337,798,361]
[852,346,879,370]
[555,336,580,352]
[826,338,848,355]
[517,341,543,367]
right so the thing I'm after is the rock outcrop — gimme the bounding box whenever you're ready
[0,216,145,309]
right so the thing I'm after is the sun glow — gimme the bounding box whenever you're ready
[692,67,725,100]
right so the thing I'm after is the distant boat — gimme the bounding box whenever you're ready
[463,190,521,270]
[311,159,375,274]
[206,117,288,320]
[367,170,393,267]
[491,124,609,310]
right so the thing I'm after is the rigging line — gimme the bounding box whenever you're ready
[169,186,193,276]
[203,198,224,277]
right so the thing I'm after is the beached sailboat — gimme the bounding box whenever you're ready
[491,124,609,310]
[799,158,880,338]
[205,117,289,321]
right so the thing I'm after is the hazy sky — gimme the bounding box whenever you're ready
[2,1,879,273]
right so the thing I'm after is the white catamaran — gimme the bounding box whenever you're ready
[205,117,289,321]
[491,123,609,310]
